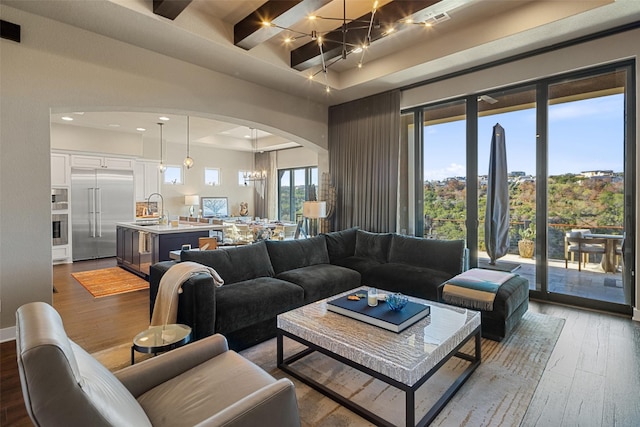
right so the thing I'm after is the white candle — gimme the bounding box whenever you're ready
[367,288,378,307]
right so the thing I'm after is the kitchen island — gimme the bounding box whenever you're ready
[116,222,222,278]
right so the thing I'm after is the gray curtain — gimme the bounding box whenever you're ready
[329,90,400,232]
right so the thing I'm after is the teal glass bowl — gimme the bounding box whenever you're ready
[386,293,408,311]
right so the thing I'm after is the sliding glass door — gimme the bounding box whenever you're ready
[404,61,635,314]
[422,100,467,241]
[546,69,631,306]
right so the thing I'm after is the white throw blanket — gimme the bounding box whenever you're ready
[150,261,224,327]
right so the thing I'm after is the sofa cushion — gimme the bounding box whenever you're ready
[332,256,382,277]
[138,351,275,427]
[363,263,456,301]
[322,227,358,262]
[388,235,465,276]
[354,230,392,263]
[215,277,304,334]
[276,264,361,303]
[181,241,274,285]
[265,236,330,275]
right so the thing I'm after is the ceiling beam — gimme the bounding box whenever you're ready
[291,0,441,70]
[234,0,333,49]
[153,0,192,21]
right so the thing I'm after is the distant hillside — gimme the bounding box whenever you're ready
[424,175,624,259]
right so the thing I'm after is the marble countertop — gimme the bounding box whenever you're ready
[116,222,222,234]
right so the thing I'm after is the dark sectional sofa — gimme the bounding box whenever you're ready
[149,228,467,350]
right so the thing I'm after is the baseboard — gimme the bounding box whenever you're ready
[633,308,640,322]
[1,326,16,343]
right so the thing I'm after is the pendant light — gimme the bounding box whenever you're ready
[157,122,166,173]
[184,116,194,169]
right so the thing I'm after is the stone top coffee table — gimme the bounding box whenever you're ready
[277,287,481,427]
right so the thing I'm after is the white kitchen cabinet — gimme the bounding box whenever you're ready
[135,160,161,201]
[51,153,70,186]
[71,154,135,170]
[52,246,71,263]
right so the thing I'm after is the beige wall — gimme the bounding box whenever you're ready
[160,142,255,218]
[0,5,327,337]
[402,28,640,319]
[277,147,319,170]
[51,123,143,157]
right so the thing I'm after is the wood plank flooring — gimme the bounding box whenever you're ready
[1,258,639,426]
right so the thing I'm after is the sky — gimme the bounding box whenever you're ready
[423,94,624,181]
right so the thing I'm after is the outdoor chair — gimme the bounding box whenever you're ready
[16,302,301,427]
[565,230,606,272]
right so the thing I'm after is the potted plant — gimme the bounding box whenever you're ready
[518,223,536,258]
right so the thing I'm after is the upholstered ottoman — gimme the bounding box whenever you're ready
[438,270,529,342]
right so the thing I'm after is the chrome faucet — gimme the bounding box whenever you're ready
[146,193,166,224]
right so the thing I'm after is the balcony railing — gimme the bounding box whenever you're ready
[423,218,622,260]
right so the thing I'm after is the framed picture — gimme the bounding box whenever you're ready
[201,197,229,217]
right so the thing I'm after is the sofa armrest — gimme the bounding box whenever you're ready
[195,378,300,427]
[149,261,217,341]
[149,260,178,320]
[115,334,229,398]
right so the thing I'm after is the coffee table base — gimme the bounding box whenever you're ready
[277,326,481,427]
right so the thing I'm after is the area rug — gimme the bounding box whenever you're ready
[71,267,149,298]
[240,311,564,427]
[93,311,564,427]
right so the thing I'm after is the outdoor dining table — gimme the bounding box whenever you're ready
[582,233,623,273]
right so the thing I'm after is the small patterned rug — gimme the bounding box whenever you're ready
[72,267,149,298]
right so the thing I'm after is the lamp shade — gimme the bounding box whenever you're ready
[303,201,327,219]
[184,195,200,206]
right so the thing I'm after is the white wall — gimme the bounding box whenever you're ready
[0,5,327,336]
[160,142,255,218]
[51,123,143,157]
[402,28,640,318]
[277,147,319,170]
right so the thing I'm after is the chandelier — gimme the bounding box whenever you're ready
[262,0,380,92]
[259,0,453,93]
[243,128,266,185]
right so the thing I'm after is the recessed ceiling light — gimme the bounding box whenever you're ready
[136,127,146,132]
[244,135,251,138]
[73,112,85,115]
[108,124,121,128]
[159,116,170,121]
[61,116,73,121]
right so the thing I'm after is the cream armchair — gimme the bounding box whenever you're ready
[16,302,301,427]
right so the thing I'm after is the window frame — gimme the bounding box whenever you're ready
[204,167,220,186]
[163,165,183,185]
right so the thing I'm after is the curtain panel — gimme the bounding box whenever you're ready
[329,90,401,233]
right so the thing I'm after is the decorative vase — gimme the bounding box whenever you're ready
[518,239,535,258]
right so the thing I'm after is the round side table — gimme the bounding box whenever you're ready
[131,324,192,365]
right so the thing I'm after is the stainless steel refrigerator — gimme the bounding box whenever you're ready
[71,168,134,261]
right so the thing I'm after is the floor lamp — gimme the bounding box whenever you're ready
[303,201,326,237]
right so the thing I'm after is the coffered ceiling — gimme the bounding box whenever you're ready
[6,0,640,105]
